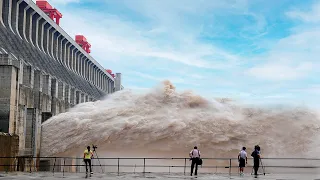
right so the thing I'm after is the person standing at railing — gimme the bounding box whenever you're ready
[83,146,94,174]
[189,146,201,176]
[238,147,248,176]
[251,145,261,176]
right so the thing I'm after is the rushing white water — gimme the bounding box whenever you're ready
[41,80,320,159]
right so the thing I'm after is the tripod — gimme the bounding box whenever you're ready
[92,145,104,173]
[251,158,265,176]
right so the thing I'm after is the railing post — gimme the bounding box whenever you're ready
[184,158,186,175]
[117,158,120,174]
[63,158,65,177]
[143,158,145,173]
[17,158,21,171]
[229,159,231,176]
[29,157,32,173]
[52,157,56,175]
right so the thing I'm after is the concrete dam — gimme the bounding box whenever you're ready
[0,0,123,158]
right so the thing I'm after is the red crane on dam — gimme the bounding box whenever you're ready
[36,0,120,79]
[75,35,92,54]
[36,0,62,25]
[106,69,115,78]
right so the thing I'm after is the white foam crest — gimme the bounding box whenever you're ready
[41,80,320,158]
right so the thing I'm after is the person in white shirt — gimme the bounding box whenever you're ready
[189,146,201,176]
[238,147,247,175]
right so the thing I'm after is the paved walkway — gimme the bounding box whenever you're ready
[1,172,320,180]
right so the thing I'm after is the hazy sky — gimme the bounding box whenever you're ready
[34,0,320,107]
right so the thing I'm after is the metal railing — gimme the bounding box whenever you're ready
[1,157,320,176]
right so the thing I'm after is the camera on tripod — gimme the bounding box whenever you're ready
[92,144,97,151]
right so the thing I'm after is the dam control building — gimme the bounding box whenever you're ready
[0,0,123,158]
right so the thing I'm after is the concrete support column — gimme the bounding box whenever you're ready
[33,70,43,110]
[40,22,48,52]
[0,0,4,27]
[95,68,98,86]
[99,72,101,89]
[111,80,115,93]
[50,30,57,58]
[59,38,66,64]
[100,73,103,90]
[51,78,58,115]
[64,85,70,111]
[106,78,109,93]
[41,74,51,112]
[28,11,36,46]
[85,95,88,102]
[97,71,100,89]
[93,67,96,84]
[15,0,25,40]
[35,17,44,51]
[87,63,90,82]
[62,42,67,67]
[23,65,34,88]
[105,76,107,91]
[0,61,19,133]
[78,58,82,77]
[66,44,72,70]
[95,69,98,86]
[82,58,85,78]
[4,0,15,33]
[70,48,75,72]
[74,51,80,74]
[80,57,84,77]
[75,90,80,104]
[22,6,31,42]
[91,65,94,83]
[94,67,96,85]
[33,70,43,92]
[70,88,76,105]
[82,58,86,78]
[58,81,65,101]
[42,74,51,96]
[64,85,70,104]
[86,61,89,81]
[80,93,85,103]
[45,26,53,57]
[77,55,82,76]
[54,34,62,61]
[102,75,105,91]
[51,79,58,98]
[33,71,43,142]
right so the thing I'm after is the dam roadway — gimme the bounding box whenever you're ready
[0,0,123,158]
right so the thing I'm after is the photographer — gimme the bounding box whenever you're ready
[251,145,261,176]
[83,146,94,174]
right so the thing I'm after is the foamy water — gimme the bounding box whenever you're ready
[41,80,320,159]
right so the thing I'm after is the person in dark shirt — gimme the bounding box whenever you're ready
[251,145,261,176]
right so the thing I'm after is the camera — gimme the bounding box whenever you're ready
[92,145,97,151]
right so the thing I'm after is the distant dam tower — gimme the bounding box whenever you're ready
[0,0,123,158]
